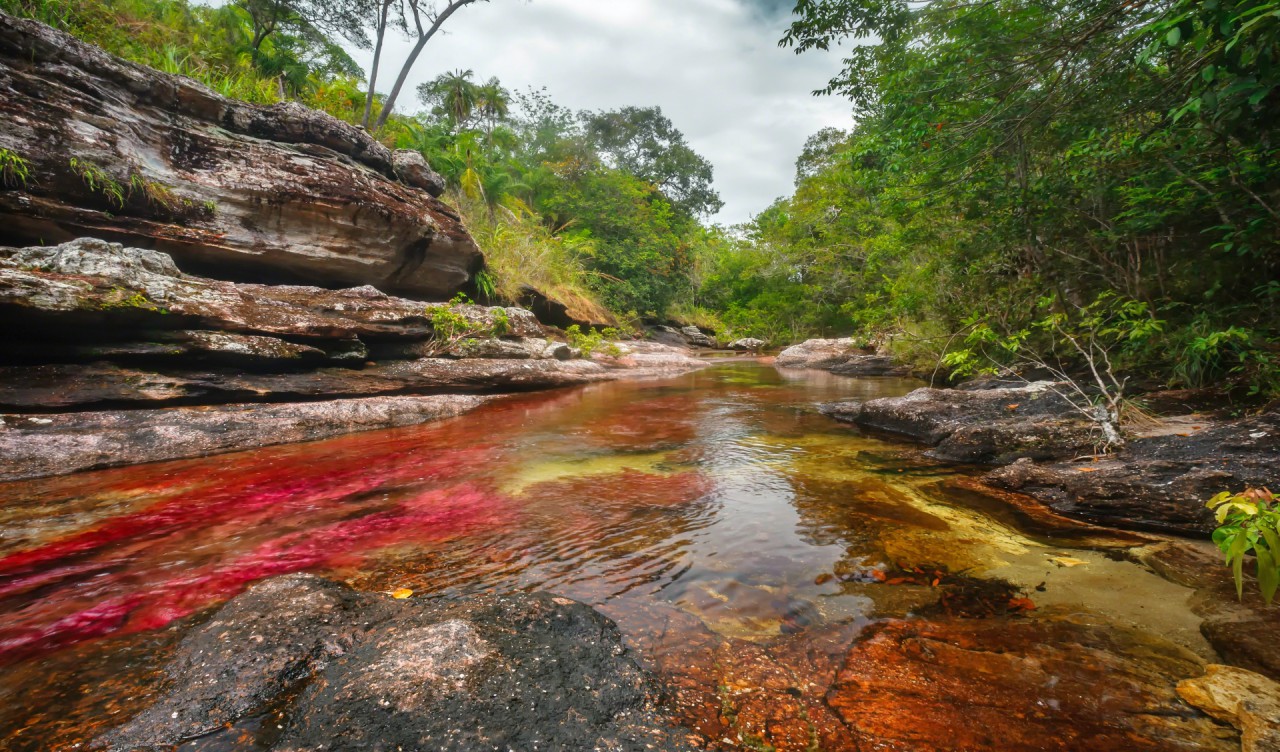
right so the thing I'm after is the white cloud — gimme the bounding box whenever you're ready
[358,0,852,224]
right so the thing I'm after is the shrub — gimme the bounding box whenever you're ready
[1208,487,1279,605]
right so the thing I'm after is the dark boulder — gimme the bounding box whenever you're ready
[987,407,1280,534]
[99,574,696,752]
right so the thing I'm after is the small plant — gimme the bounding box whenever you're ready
[129,174,181,211]
[566,325,622,358]
[0,148,31,188]
[1208,487,1279,605]
[423,300,506,355]
[69,157,125,208]
[474,269,497,301]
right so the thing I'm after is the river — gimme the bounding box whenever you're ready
[0,362,1229,750]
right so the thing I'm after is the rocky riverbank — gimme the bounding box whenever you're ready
[0,239,706,481]
[98,574,697,752]
[819,380,1278,535]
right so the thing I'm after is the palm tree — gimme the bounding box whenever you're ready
[417,69,479,132]
[475,77,510,137]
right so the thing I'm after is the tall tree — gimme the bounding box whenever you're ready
[583,106,723,218]
[417,68,480,130]
[372,0,489,132]
[361,0,398,129]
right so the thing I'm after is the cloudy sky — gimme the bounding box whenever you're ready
[361,0,853,224]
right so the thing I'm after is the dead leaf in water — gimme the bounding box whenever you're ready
[390,588,414,599]
[1049,556,1088,568]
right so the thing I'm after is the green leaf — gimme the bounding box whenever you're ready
[1256,546,1278,605]
[1166,27,1182,46]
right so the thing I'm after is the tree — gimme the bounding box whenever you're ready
[371,0,489,132]
[476,76,511,135]
[418,68,480,129]
[233,0,368,61]
[583,106,723,218]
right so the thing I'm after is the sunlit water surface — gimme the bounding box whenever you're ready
[0,364,1212,750]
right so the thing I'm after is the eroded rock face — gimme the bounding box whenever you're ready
[0,238,538,341]
[99,575,696,752]
[0,12,480,298]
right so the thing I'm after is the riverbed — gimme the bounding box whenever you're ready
[0,363,1235,750]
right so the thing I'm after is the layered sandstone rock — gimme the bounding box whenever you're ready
[0,12,475,298]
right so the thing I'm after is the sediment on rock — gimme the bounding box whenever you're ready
[0,12,476,298]
[98,575,696,752]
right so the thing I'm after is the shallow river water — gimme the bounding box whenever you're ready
[0,363,1232,750]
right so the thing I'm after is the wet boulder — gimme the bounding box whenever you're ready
[100,575,696,752]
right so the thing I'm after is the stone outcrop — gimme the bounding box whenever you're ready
[0,12,480,298]
[1177,665,1280,752]
[0,239,706,480]
[822,382,1280,534]
[987,407,1280,534]
[99,574,695,752]
[821,382,1095,463]
[0,394,494,481]
[728,337,766,351]
[776,337,909,375]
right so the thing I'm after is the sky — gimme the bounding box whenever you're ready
[358,0,854,225]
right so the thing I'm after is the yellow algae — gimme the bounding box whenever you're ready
[501,450,681,495]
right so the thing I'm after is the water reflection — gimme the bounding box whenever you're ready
[0,364,1218,750]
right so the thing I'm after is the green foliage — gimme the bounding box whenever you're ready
[0,148,31,188]
[1209,488,1280,605]
[69,158,125,208]
[423,299,508,356]
[693,0,1279,396]
[565,325,622,358]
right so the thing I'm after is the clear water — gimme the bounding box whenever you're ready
[0,363,1213,750]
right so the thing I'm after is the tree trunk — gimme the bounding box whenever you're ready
[361,2,391,130]
[373,0,480,133]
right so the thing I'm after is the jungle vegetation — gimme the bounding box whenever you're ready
[2,0,1278,396]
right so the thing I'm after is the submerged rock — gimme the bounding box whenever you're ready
[827,615,1235,752]
[0,12,481,297]
[99,575,695,752]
